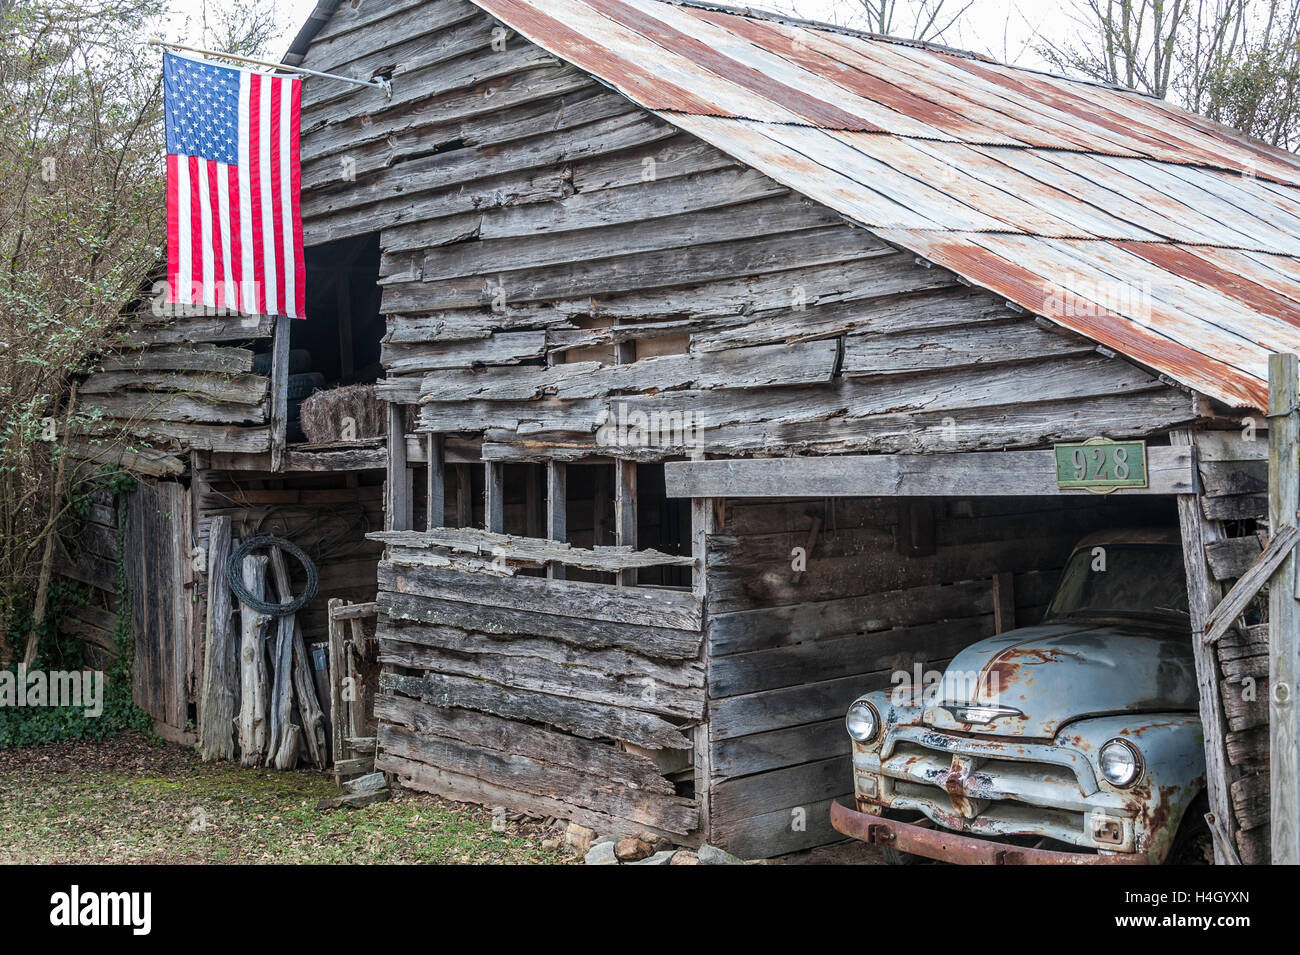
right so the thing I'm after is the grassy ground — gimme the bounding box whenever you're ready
[0,733,573,864]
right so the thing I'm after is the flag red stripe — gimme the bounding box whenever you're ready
[166,154,180,304]
[269,77,286,318]
[206,159,225,309]
[289,80,305,319]
[228,164,242,314]
[188,155,203,307]
[248,72,266,316]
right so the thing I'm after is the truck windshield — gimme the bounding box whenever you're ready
[1047,544,1189,623]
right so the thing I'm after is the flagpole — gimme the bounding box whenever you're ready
[147,40,392,96]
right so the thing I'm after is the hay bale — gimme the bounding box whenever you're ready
[300,384,388,443]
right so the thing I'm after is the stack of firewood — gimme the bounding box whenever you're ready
[198,515,329,769]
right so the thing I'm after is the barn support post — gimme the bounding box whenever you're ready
[1172,429,1239,865]
[269,314,291,472]
[1270,353,1300,864]
[485,463,505,534]
[386,403,411,531]
[615,460,637,586]
[691,496,717,843]
[546,462,567,580]
[425,433,445,531]
[614,336,637,586]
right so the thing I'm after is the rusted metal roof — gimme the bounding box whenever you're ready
[468,0,1300,410]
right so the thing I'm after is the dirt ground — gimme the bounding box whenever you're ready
[0,733,899,865]
[0,733,575,864]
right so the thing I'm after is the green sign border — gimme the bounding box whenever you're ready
[1054,438,1149,494]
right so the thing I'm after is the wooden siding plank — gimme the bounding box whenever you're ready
[377,561,703,631]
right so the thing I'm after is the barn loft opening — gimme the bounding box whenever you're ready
[635,463,692,588]
[298,232,384,385]
[248,232,385,446]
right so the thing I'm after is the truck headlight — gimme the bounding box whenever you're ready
[846,701,880,743]
[1099,739,1143,787]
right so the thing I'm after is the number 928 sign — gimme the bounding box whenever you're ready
[1053,437,1149,494]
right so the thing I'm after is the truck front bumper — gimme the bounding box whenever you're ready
[830,801,1152,865]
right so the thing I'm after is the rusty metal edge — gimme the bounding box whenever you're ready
[829,800,1152,865]
[281,0,343,65]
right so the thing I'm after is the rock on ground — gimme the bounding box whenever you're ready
[615,837,654,862]
[698,843,746,865]
[565,822,596,854]
[584,841,619,865]
[629,850,676,865]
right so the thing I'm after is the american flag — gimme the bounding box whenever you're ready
[163,53,305,319]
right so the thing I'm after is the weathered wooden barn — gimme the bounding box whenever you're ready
[64,0,1300,861]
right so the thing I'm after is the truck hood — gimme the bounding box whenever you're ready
[923,620,1198,739]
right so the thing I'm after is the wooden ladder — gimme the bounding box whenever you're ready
[327,598,380,785]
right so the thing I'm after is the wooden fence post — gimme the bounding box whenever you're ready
[199,516,237,761]
[328,597,348,782]
[236,554,270,767]
[1270,353,1300,864]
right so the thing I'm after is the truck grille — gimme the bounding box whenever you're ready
[869,729,1133,851]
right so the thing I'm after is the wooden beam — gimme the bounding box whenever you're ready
[386,403,412,531]
[485,462,504,534]
[547,462,567,580]
[664,447,1194,499]
[374,528,695,572]
[1173,429,1237,866]
[284,446,386,472]
[1205,524,1300,645]
[379,561,703,633]
[1271,353,1300,865]
[269,314,291,472]
[426,433,445,531]
[329,601,379,621]
[691,498,714,601]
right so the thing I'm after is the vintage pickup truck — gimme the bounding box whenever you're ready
[830,529,1208,865]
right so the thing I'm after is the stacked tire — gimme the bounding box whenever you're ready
[252,350,323,444]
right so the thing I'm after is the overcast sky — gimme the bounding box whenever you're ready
[169,0,1078,73]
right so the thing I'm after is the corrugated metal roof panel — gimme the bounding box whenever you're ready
[466,0,1300,409]
[881,229,1270,408]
